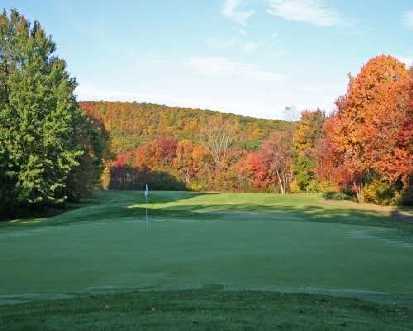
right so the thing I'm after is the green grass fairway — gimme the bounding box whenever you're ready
[1,191,413,330]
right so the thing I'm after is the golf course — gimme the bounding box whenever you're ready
[2,1,413,330]
[1,191,413,330]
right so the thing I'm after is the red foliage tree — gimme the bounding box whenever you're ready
[238,131,294,194]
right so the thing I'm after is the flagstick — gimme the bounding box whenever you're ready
[144,184,150,231]
[145,203,149,231]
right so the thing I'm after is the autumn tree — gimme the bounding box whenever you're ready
[133,137,177,169]
[237,151,270,191]
[260,131,294,194]
[239,131,294,194]
[173,140,209,185]
[292,110,325,191]
[325,55,412,202]
[201,115,239,168]
[315,118,353,191]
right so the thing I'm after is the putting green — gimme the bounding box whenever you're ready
[1,191,413,304]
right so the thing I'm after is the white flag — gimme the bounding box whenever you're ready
[144,184,149,201]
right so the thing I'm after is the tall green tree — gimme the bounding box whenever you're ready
[0,10,102,215]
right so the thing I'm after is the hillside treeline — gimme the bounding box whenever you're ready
[78,102,325,193]
[80,101,291,153]
[81,101,294,192]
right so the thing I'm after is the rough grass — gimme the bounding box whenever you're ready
[1,191,413,330]
[1,290,413,331]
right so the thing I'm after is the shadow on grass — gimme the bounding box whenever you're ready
[129,201,413,231]
[5,191,413,239]
[0,190,211,228]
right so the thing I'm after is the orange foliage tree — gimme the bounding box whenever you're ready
[173,140,209,185]
[323,55,413,201]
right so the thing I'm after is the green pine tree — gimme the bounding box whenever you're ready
[0,10,103,215]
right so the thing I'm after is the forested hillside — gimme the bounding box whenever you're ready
[80,102,291,153]
[81,101,293,191]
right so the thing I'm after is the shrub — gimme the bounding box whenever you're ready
[361,179,397,205]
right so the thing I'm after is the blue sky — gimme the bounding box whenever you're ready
[2,0,413,119]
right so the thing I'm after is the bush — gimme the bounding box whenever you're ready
[317,181,339,193]
[361,179,398,205]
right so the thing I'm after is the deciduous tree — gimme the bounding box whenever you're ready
[292,110,325,191]
[201,116,238,168]
[324,55,412,201]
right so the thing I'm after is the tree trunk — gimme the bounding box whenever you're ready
[353,181,363,202]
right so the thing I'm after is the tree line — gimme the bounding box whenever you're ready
[80,101,291,154]
[82,102,295,192]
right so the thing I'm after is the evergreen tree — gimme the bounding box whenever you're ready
[0,10,102,215]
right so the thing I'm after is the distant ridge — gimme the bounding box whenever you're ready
[80,101,292,153]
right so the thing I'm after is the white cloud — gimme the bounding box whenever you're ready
[267,0,340,27]
[403,10,413,30]
[188,56,283,82]
[222,0,254,26]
